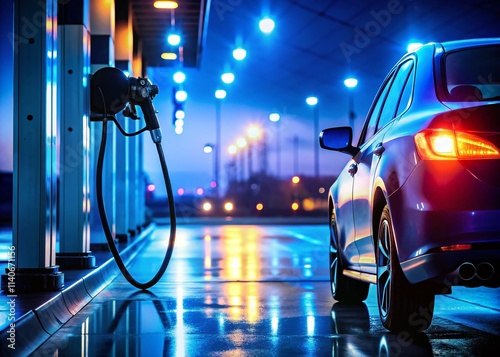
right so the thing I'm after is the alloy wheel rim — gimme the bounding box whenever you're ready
[377,219,391,319]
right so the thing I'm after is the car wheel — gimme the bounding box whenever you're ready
[376,205,435,332]
[330,212,369,303]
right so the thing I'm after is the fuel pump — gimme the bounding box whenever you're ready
[90,67,176,289]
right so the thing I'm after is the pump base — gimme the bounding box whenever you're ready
[56,252,97,269]
[1,266,64,293]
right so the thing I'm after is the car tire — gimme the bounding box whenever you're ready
[376,205,435,332]
[330,212,369,303]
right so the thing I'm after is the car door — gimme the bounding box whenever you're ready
[352,59,415,274]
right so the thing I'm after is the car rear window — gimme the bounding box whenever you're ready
[444,45,500,101]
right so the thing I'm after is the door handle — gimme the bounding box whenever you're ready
[348,163,358,176]
[374,143,385,156]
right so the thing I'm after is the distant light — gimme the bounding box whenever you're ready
[175,126,183,134]
[203,144,213,154]
[306,96,318,106]
[291,202,299,211]
[224,202,234,212]
[175,90,187,102]
[210,181,217,188]
[233,48,247,61]
[221,72,235,84]
[196,187,204,195]
[167,33,181,46]
[174,110,185,120]
[161,52,177,60]
[344,78,358,88]
[173,71,186,83]
[319,187,326,194]
[247,126,260,139]
[236,137,247,148]
[177,187,185,195]
[147,184,156,192]
[154,1,178,9]
[259,17,275,34]
[228,145,237,155]
[407,42,424,52]
[292,176,300,184]
[202,202,212,211]
[256,203,264,211]
[269,113,280,122]
[215,89,227,99]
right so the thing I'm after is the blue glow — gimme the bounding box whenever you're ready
[215,89,227,99]
[175,90,187,102]
[259,17,275,34]
[173,71,186,83]
[306,96,318,106]
[233,48,247,61]
[221,72,235,84]
[168,33,181,46]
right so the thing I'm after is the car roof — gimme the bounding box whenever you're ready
[438,38,500,52]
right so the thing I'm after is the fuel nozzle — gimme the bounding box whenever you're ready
[90,67,163,143]
[129,77,162,143]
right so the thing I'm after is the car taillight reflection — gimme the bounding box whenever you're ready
[414,129,500,160]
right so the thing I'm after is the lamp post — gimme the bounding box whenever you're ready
[344,78,358,129]
[214,89,227,199]
[269,112,281,178]
[306,96,319,178]
[204,143,216,192]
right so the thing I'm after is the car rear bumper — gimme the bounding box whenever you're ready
[400,249,500,288]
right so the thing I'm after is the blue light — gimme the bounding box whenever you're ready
[215,89,227,99]
[232,48,247,61]
[344,78,358,88]
[306,96,318,106]
[168,33,181,46]
[259,17,275,34]
[221,72,235,84]
[175,90,187,102]
[173,71,186,83]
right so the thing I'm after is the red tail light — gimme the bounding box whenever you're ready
[414,129,500,160]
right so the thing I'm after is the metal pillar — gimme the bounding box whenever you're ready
[1,0,64,292]
[56,0,96,269]
[114,2,132,241]
[89,0,116,250]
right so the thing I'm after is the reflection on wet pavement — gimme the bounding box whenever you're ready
[33,224,500,356]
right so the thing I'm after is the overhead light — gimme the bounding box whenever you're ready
[161,52,177,60]
[259,17,275,34]
[215,89,227,99]
[168,33,181,46]
[154,1,178,9]
[175,90,187,102]
[306,96,318,106]
[269,113,280,122]
[407,42,424,52]
[221,72,235,84]
[232,48,247,61]
[344,78,358,88]
[173,71,186,83]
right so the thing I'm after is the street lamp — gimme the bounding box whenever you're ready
[204,144,216,190]
[344,78,358,129]
[259,17,275,34]
[269,112,281,178]
[306,96,319,178]
[221,72,235,84]
[233,48,247,61]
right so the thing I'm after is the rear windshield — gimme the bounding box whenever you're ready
[444,45,500,102]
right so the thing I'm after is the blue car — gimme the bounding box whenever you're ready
[320,38,500,332]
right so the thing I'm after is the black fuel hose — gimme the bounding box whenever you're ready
[95,112,176,289]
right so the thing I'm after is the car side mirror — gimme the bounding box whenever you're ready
[319,127,360,156]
